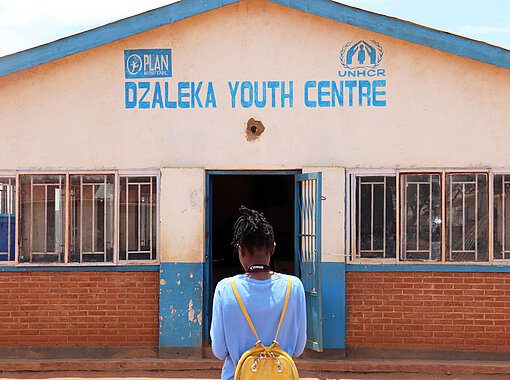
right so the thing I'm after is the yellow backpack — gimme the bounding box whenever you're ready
[230,275,299,380]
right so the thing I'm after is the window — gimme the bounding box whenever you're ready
[119,176,157,261]
[70,175,115,263]
[350,170,491,263]
[0,178,15,261]
[355,176,396,259]
[446,173,488,262]
[493,174,510,260]
[400,174,441,261]
[7,172,159,266]
[20,175,66,263]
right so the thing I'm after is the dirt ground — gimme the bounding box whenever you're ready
[1,370,510,380]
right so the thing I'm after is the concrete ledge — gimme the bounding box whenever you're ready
[347,347,510,362]
[0,358,222,372]
[0,347,159,360]
[297,359,510,375]
[2,358,510,375]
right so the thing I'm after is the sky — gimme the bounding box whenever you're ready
[0,0,509,57]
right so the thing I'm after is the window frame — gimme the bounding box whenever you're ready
[489,169,510,264]
[348,168,496,265]
[117,171,160,266]
[348,169,397,263]
[1,170,160,267]
[0,172,17,263]
[399,171,443,263]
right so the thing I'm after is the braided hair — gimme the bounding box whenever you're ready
[232,206,275,253]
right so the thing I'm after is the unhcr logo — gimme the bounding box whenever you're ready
[340,40,383,70]
[338,40,385,78]
[330,39,387,106]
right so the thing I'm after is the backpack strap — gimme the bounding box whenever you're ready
[230,277,260,343]
[273,275,292,344]
[229,275,292,346]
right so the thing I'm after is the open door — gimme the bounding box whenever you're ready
[295,172,323,352]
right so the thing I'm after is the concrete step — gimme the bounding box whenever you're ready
[1,357,510,375]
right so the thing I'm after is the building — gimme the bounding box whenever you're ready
[1,0,510,358]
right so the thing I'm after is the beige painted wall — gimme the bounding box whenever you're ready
[160,168,204,262]
[0,0,509,171]
[303,167,346,263]
[159,166,345,263]
[1,0,509,264]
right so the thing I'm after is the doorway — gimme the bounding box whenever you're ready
[204,171,297,340]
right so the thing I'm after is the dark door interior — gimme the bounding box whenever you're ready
[210,174,295,291]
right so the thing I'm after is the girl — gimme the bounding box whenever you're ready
[211,206,307,380]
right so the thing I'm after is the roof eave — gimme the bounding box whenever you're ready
[0,0,509,78]
[269,0,510,70]
[0,0,241,77]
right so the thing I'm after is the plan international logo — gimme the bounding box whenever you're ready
[124,49,172,79]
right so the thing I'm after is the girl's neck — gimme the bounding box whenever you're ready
[240,247,276,280]
[244,270,278,281]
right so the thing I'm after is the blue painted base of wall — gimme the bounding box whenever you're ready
[159,262,204,348]
[322,262,345,349]
[347,263,510,272]
[158,261,346,349]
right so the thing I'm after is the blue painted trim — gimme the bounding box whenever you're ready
[0,265,159,272]
[204,172,212,342]
[294,174,300,276]
[295,171,323,351]
[344,170,348,263]
[0,0,241,77]
[268,0,510,69]
[347,263,510,273]
[207,170,301,175]
[2,0,508,78]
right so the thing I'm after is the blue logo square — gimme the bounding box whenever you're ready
[124,49,172,79]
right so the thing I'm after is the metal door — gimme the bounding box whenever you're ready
[294,172,323,352]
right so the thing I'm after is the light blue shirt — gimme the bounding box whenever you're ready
[211,273,307,380]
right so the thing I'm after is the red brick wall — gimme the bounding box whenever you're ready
[346,271,510,352]
[0,271,159,347]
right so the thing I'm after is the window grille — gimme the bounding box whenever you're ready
[119,176,157,261]
[494,174,510,259]
[0,178,15,261]
[69,175,115,263]
[355,176,396,259]
[400,174,441,261]
[11,172,159,266]
[19,175,66,263]
[446,173,488,262]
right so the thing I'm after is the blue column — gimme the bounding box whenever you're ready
[321,262,346,349]
[159,262,204,348]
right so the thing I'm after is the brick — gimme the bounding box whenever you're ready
[346,271,510,351]
[0,271,158,348]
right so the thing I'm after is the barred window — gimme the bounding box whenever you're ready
[351,170,491,263]
[119,176,157,261]
[19,175,66,263]
[400,174,441,261]
[11,172,159,266]
[355,176,396,259]
[446,173,488,262]
[69,175,115,263]
[494,175,510,259]
[0,178,15,261]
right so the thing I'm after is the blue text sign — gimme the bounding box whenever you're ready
[124,49,172,79]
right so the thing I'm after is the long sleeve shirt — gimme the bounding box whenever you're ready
[210,273,307,380]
